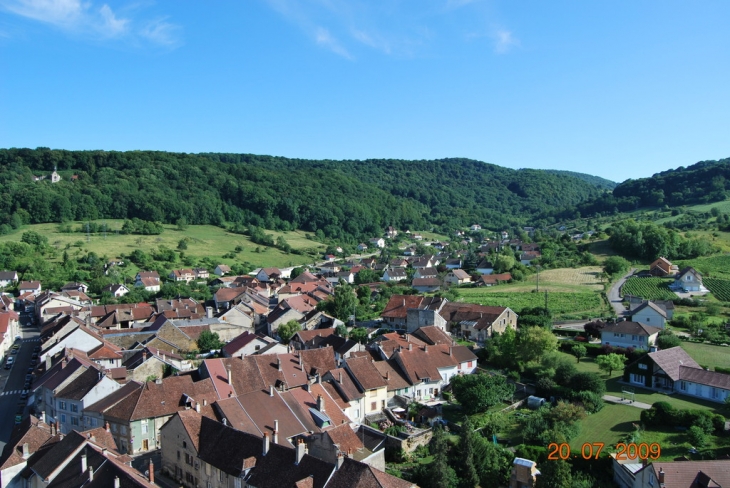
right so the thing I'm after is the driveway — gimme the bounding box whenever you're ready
[607,268,635,317]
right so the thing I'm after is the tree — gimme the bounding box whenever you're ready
[536,459,572,488]
[277,320,302,344]
[603,255,630,276]
[177,238,188,250]
[451,373,515,415]
[349,327,369,344]
[335,324,348,337]
[657,330,681,349]
[21,230,48,247]
[197,330,223,352]
[318,283,358,322]
[455,417,480,488]
[569,372,606,395]
[595,353,627,376]
[290,267,305,279]
[176,217,188,231]
[426,425,458,488]
[517,326,558,362]
[570,344,587,363]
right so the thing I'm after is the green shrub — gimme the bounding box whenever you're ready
[574,391,605,413]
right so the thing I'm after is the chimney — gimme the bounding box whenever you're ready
[405,334,409,342]
[206,306,214,319]
[22,443,30,459]
[270,385,275,397]
[336,452,344,469]
[142,351,147,361]
[317,394,325,413]
[263,433,270,456]
[148,459,154,483]
[449,346,453,356]
[81,452,87,474]
[296,439,306,465]
[338,371,343,384]
[62,358,67,369]
[45,355,51,370]
[408,343,412,351]
[222,418,228,426]
[114,477,120,488]
[402,299,405,307]
[273,420,279,444]
[41,411,46,424]
[299,354,303,371]
[88,466,94,483]
[227,367,232,385]
[278,358,282,372]
[424,345,428,352]
[195,402,200,413]
[385,371,390,381]
[105,421,110,433]
[658,468,664,484]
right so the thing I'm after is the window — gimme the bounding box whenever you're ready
[630,373,643,384]
[429,388,433,395]
[90,418,97,427]
[639,336,645,342]
[381,400,385,408]
[369,390,376,397]
[713,388,719,399]
[467,361,473,368]
[141,420,148,434]
[61,414,67,423]
[71,417,79,426]
[680,381,687,391]
[182,441,187,448]
[632,335,638,341]
[186,472,194,483]
[186,453,194,466]
[112,424,118,433]
[371,401,377,411]
[638,363,648,370]
[177,451,181,460]
[121,426,127,435]
[646,318,650,322]
[58,401,66,410]
[70,404,78,413]
[255,345,260,351]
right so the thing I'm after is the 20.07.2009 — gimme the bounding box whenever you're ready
[547,442,661,461]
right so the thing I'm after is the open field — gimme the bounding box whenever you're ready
[679,342,730,371]
[621,277,678,301]
[556,352,602,375]
[458,290,607,318]
[521,266,605,292]
[702,278,730,301]
[570,404,641,453]
[0,222,325,268]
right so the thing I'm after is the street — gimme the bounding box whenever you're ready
[0,313,40,453]
[607,268,635,317]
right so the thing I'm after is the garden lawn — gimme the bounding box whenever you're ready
[604,378,724,413]
[556,352,602,375]
[679,342,730,371]
[570,404,640,453]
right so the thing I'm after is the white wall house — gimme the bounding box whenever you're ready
[600,322,661,350]
[631,302,667,328]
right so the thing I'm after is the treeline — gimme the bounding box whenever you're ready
[0,148,607,242]
[608,220,716,260]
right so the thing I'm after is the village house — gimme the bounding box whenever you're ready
[672,266,705,292]
[439,302,517,341]
[443,269,471,286]
[649,257,678,277]
[170,269,195,283]
[380,295,447,331]
[214,264,232,276]
[0,271,18,288]
[613,454,730,488]
[412,277,441,293]
[630,301,668,328]
[343,357,388,421]
[356,243,368,252]
[101,283,129,298]
[413,267,438,279]
[18,281,42,295]
[600,321,661,350]
[476,273,512,287]
[369,238,385,249]
[382,268,407,283]
[623,346,730,403]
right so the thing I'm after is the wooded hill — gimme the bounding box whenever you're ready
[0,148,609,242]
[572,157,730,218]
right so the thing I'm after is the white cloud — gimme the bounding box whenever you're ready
[139,17,180,47]
[493,28,518,53]
[315,26,352,59]
[0,0,180,47]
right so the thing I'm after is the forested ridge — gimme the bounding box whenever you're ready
[571,157,730,217]
[0,148,608,241]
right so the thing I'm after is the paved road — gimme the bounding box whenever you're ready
[607,268,635,317]
[0,313,41,453]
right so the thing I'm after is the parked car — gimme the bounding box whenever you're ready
[20,391,28,400]
[14,415,22,425]
[11,348,18,355]
[33,345,41,353]
[25,374,33,383]
[5,357,15,369]
[30,359,37,367]
[31,352,38,359]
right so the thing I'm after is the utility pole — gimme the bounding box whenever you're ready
[86,223,90,243]
[536,265,540,292]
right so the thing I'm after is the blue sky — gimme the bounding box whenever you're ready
[1,1,728,182]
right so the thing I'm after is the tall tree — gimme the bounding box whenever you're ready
[456,417,480,488]
[595,353,627,376]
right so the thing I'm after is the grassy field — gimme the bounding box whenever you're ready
[556,352,602,375]
[679,342,730,371]
[521,266,605,292]
[0,221,325,268]
[459,290,607,318]
[587,239,618,262]
[621,277,678,300]
[570,404,641,452]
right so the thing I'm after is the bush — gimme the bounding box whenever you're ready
[574,391,605,413]
[569,372,606,396]
[657,330,681,349]
[688,426,708,447]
